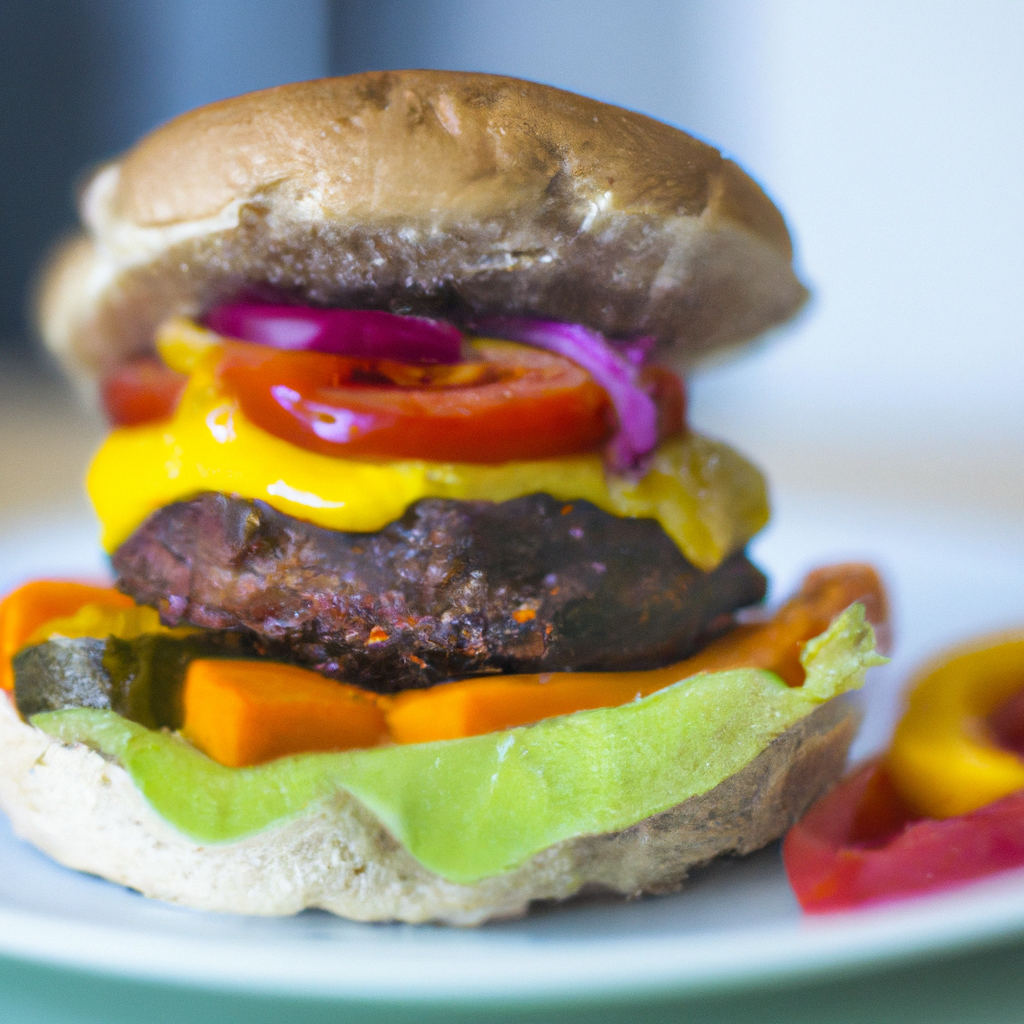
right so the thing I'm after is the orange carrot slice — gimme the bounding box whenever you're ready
[385,564,886,744]
[182,660,389,767]
[0,580,135,691]
[679,563,889,687]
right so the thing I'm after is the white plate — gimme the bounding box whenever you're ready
[2,493,1024,1004]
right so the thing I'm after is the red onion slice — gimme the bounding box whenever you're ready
[475,317,659,471]
[205,303,463,364]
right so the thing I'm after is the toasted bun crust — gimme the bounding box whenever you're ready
[0,693,855,925]
[37,71,807,383]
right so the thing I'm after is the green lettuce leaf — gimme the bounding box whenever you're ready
[32,605,884,884]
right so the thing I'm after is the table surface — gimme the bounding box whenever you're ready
[0,355,104,530]
[2,353,1024,1024]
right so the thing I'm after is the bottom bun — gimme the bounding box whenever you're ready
[0,693,857,925]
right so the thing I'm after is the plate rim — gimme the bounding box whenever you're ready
[1,869,1024,1003]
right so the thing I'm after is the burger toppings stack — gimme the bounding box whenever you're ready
[0,72,889,924]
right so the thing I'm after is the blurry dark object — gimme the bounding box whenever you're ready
[331,0,443,75]
[0,0,327,352]
[0,1,98,350]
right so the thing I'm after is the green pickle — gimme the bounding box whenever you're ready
[14,630,260,729]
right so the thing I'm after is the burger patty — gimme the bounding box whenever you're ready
[112,493,767,693]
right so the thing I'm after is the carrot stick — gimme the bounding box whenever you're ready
[182,659,389,767]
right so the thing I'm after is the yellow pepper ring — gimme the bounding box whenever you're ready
[886,632,1024,819]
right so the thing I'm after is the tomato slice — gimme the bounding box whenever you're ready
[783,759,1024,913]
[638,365,686,443]
[990,684,1024,756]
[101,358,187,427]
[217,340,617,463]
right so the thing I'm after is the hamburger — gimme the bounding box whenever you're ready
[0,72,886,924]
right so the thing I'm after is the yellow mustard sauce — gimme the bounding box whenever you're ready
[88,321,769,569]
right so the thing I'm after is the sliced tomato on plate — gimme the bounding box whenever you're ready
[100,358,187,427]
[101,333,687,465]
[217,339,618,463]
[783,759,1024,913]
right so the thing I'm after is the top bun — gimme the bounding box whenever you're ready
[38,71,808,380]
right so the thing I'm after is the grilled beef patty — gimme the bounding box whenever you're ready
[112,493,767,693]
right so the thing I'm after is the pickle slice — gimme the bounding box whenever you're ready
[14,631,260,730]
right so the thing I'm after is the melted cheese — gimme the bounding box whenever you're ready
[88,346,769,569]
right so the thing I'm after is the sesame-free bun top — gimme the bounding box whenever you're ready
[38,71,808,380]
